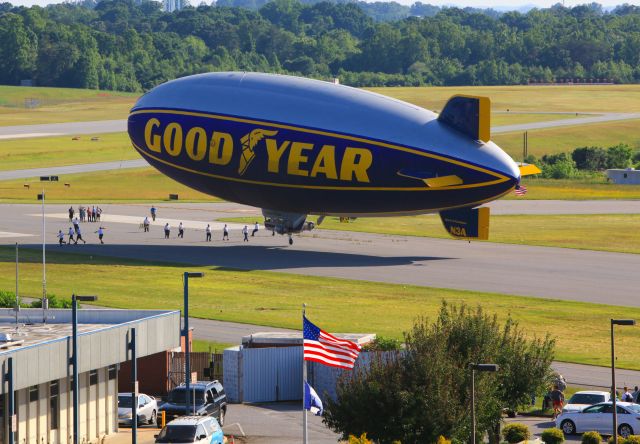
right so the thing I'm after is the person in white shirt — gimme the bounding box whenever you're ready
[242,225,249,242]
[222,224,229,241]
[68,227,75,245]
[178,222,184,238]
[252,222,259,237]
[143,216,150,232]
[164,223,170,239]
[75,226,86,244]
[73,217,80,234]
[95,227,105,244]
[57,230,66,246]
[205,224,212,242]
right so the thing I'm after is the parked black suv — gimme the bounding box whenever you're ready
[159,381,227,426]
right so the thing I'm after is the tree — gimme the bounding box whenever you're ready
[324,302,555,444]
[572,146,608,171]
[606,143,634,169]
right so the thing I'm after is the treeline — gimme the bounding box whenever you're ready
[529,144,640,179]
[1,0,640,92]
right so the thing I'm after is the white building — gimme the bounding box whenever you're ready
[0,308,180,444]
[606,168,640,185]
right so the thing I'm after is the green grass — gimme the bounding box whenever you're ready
[0,85,137,126]
[0,132,138,171]
[517,177,640,200]
[491,112,594,126]
[221,213,640,254]
[2,246,640,370]
[372,84,640,113]
[493,119,640,158]
[0,167,218,203]
[192,339,233,353]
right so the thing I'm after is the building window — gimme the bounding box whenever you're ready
[90,370,98,386]
[29,386,38,402]
[50,382,59,430]
[108,365,117,380]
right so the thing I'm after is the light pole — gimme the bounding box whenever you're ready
[470,363,499,444]
[611,319,635,444]
[183,272,203,415]
[39,175,58,320]
[71,294,97,444]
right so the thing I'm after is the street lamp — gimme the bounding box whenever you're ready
[183,272,203,415]
[38,175,58,320]
[71,294,97,444]
[611,319,635,444]
[470,363,499,444]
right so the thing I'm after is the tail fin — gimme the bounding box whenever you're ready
[440,206,490,240]
[438,95,491,143]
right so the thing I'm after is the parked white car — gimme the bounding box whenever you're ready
[563,391,612,413]
[557,402,640,438]
[155,416,224,444]
[118,393,158,426]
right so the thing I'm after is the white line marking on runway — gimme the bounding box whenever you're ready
[0,132,61,140]
[0,231,35,238]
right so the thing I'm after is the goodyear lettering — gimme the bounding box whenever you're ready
[144,118,162,153]
[287,142,313,177]
[310,145,337,179]
[142,119,373,183]
[185,127,207,161]
[209,132,233,166]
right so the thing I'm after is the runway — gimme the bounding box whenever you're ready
[2,203,640,307]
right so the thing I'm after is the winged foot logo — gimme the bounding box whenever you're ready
[142,118,373,183]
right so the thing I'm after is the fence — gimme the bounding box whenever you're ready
[168,352,224,391]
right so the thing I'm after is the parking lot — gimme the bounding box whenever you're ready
[107,401,340,444]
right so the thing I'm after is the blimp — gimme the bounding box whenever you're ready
[128,72,538,244]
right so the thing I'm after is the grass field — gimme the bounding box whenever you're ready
[0,132,138,171]
[0,167,218,203]
[372,84,640,113]
[2,169,640,203]
[222,213,640,254]
[491,112,594,126]
[1,246,639,369]
[493,119,640,158]
[0,85,138,126]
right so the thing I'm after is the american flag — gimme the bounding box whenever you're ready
[303,316,361,369]
[515,185,528,196]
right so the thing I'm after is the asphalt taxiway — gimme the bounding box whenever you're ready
[2,202,640,307]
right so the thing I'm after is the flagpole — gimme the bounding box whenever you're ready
[303,303,308,444]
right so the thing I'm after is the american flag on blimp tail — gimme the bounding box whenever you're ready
[515,184,528,196]
[303,316,361,369]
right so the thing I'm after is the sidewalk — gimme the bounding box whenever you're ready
[104,428,159,444]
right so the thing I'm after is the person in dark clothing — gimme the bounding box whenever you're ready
[550,386,564,420]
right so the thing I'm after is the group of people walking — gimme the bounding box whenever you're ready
[144,207,260,242]
[68,205,102,223]
[58,215,105,245]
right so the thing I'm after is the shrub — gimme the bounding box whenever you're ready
[606,144,634,169]
[572,146,608,171]
[606,436,622,444]
[502,423,531,443]
[541,427,565,444]
[541,158,578,179]
[348,433,373,444]
[362,336,402,351]
[582,431,602,444]
[622,436,640,444]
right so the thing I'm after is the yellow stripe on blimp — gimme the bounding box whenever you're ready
[424,175,463,188]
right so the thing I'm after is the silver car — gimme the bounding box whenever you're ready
[118,393,158,426]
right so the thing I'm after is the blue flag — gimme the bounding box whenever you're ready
[304,381,323,416]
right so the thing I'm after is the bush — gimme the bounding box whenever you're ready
[572,146,608,171]
[362,336,402,351]
[582,431,602,444]
[502,423,531,443]
[348,433,373,444]
[541,427,565,444]
[542,159,578,179]
[0,290,19,308]
[606,436,622,444]
[622,436,640,444]
[606,144,634,169]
